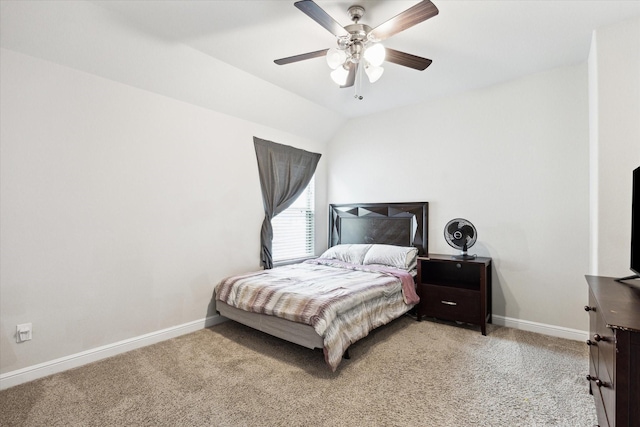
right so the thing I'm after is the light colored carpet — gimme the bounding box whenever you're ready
[0,315,597,426]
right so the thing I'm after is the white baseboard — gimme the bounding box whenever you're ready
[0,314,226,391]
[492,314,589,342]
[1,314,587,390]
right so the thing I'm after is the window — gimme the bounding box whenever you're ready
[272,176,315,263]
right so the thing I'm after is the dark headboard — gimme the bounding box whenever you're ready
[328,202,429,255]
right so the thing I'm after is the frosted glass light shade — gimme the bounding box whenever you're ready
[326,48,347,69]
[330,66,349,85]
[365,64,384,83]
[364,43,385,67]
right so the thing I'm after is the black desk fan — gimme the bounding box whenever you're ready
[444,218,477,259]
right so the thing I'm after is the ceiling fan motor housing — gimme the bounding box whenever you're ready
[344,23,370,39]
[347,5,365,23]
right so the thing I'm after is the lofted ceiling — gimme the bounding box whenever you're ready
[2,1,640,121]
[88,0,640,117]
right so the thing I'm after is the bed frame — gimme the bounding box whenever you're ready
[216,202,429,351]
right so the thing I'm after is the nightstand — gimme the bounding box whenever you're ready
[416,254,492,335]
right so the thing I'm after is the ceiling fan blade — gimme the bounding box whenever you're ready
[385,48,432,71]
[369,0,439,42]
[341,62,358,88]
[274,49,329,65]
[294,0,349,38]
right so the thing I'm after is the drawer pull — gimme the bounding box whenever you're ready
[586,375,610,388]
[586,339,595,346]
[595,379,607,388]
[593,334,604,342]
[441,300,458,306]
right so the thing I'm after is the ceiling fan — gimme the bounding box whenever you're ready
[274,0,439,93]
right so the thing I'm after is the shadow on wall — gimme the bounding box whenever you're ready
[0,325,18,368]
[206,292,217,321]
[473,241,518,322]
[457,240,516,322]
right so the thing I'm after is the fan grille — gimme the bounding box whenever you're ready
[444,218,477,252]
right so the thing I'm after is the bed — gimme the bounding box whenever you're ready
[215,202,429,370]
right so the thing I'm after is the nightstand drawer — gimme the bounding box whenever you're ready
[422,285,480,324]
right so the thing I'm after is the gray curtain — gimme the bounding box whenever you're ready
[254,137,321,269]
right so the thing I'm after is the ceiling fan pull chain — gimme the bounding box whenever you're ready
[354,63,363,100]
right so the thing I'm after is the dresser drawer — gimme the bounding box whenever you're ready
[590,353,610,427]
[587,290,599,373]
[597,329,616,385]
[588,341,598,374]
[422,285,480,324]
[593,385,610,427]
[599,334,616,422]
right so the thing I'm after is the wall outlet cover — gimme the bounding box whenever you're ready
[16,323,32,343]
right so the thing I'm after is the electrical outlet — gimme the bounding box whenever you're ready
[16,323,32,343]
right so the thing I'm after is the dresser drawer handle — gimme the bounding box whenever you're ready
[586,375,609,388]
[441,300,457,306]
[593,334,604,342]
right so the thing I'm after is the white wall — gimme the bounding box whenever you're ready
[0,48,328,375]
[589,17,640,276]
[0,0,345,143]
[327,64,591,332]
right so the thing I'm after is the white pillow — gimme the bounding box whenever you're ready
[362,244,418,271]
[319,244,372,265]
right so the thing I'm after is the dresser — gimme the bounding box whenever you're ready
[584,275,640,427]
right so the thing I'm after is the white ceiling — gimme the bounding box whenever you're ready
[87,0,640,118]
[2,1,640,121]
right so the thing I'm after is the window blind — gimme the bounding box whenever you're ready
[272,176,315,263]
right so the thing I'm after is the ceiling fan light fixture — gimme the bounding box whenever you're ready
[275,0,439,92]
[330,65,350,86]
[365,63,384,83]
[326,48,347,69]
[363,43,385,67]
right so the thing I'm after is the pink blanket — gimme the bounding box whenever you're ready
[304,258,420,305]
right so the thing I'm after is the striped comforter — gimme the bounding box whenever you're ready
[215,258,420,370]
